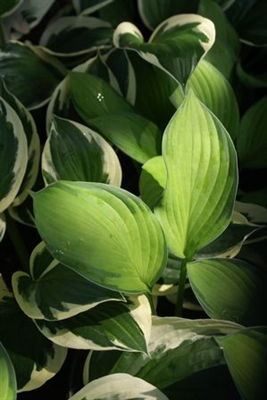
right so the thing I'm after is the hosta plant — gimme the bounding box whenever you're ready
[1,1,267,399]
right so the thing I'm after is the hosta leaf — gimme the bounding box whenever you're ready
[0,41,65,109]
[0,97,27,213]
[8,194,35,227]
[69,373,169,400]
[170,60,240,140]
[113,14,215,86]
[85,316,242,388]
[154,90,238,259]
[0,79,40,206]
[0,276,67,392]
[137,0,199,30]
[69,70,134,118]
[0,213,6,241]
[236,96,267,169]
[89,112,162,164]
[0,342,16,400]
[35,295,151,353]
[0,0,22,17]
[216,327,267,399]
[187,258,267,325]
[32,181,167,293]
[42,116,122,186]
[12,241,124,321]
[73,0,113,15]
[139,156,166,209]
[39,16,112,56]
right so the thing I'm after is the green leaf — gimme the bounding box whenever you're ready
[236,96,267,169]
[0,41,65,109]
[0,97,28,213]
[69,373,169,400]
[154,90,238,259]
[12,241,124,321]
[187,258,267,325]
[171,60,240,140]
[0,213,6,241]
[69,70,134,119]
[0,342,16,400]
[39,16,113,56]
[32,181,167,293]
[139,156,166,209]
[216,327,267,399]
[42,116,122,186]
[113,14,215,86]
[73,0,114,15]
[35,295,151,354]
[89,112,162,164]
[0,276,67,391]
[0,79,40,206]
[138,0,199,30]
[0,0,22,17]
[85,316,242,388]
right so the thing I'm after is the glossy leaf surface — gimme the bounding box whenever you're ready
[0,342,16,400]
[154,90,238,259]
[187,258,267,325]
[216,327,267,399]
[33,181,167,293]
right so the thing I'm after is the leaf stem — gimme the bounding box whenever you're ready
[147,292,157,315]
[175,258,188,317]
[5,212,29,272]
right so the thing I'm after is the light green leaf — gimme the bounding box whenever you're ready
[32,181,167,293]
[113,14,215,86]
[0,41,65,109]
[0,213,6,241]
[154,90,238,259]
[0,97,28,213]
[35,295,151,353]
[42,117,122,186]
[0,276,67,392]
[69,373,169,400]
[171,60,240,139]
[12,241,124,321]
[0,342,16,400]
[39,16,112,56]
[187,258,267,325]
[139,156,166,209]
[236,96,267,169]
[85,316,242,388]
[69,70,134,118]
[0,79,40,206]
[89,112,162,164]
[216,327,267,399]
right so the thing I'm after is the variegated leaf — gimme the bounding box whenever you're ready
[42,117,122,186]
[0,275,67,392]
[35,295,151,353]
[0,97,28,213]
[113,14,215,86]
[12,241,124,321]
[69,373,169,400]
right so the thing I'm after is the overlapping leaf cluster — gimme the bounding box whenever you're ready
[0,1,267,399]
